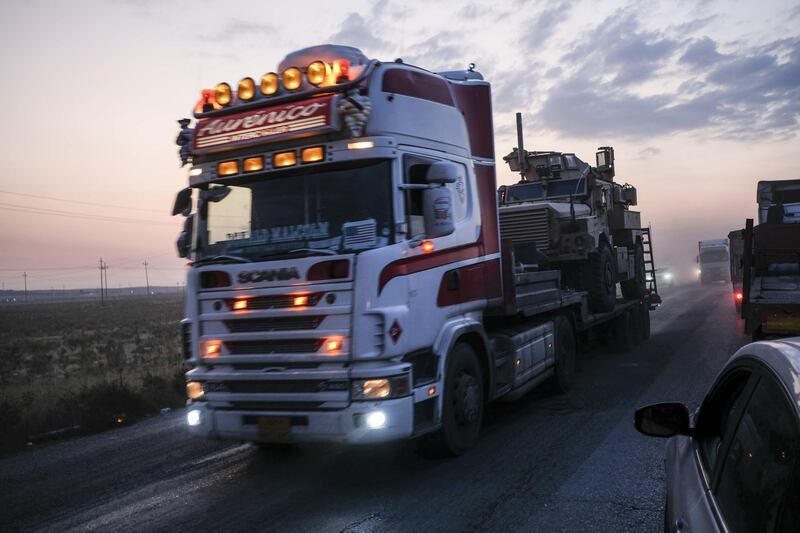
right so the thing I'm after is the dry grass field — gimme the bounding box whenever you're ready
[0,295,186,453]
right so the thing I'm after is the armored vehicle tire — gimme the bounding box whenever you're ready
[621,243,646,299]
[419,342,484,456]
[612,310,635,352]
[584,243,616,313]
[549,316,576,393]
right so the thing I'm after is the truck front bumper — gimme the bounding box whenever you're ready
[185,396,415,444]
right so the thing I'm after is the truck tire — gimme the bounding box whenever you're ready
[631,306,644,346]
[611,310,635,352]
[550,316,576,393]
[584,243,616,313]
[419,343,484,456]
[621,243,646,299]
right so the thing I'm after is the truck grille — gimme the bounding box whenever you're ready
[205,380,348,394]
[499,207,550,251]
[227,293,323,310]
[224,316,323,333]
[225,339,325,355]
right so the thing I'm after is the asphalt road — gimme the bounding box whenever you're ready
[0,283,750,533]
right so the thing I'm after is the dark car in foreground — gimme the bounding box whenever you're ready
[635,339,800,532]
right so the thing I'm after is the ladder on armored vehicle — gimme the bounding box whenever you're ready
[642,227,661,306]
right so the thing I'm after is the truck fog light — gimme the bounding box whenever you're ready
[366,411,386,429]
[187,409,202,426]
[186,381,204,400]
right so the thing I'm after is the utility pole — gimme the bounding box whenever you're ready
[104,262,109,302]
[143,260,150,296]
[99,258,107,305]
[23,272,28,303]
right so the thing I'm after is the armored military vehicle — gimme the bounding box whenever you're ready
[498,115,649,312]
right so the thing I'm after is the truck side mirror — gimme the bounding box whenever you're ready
[176,216,194,258]
[426,161,458,184]
[172,188,192,217]
[634,402,691,438]
[423,186,455,238]
[422,162,457,238]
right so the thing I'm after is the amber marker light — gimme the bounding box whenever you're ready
[307,60,328,86]
[232,299,248,310]
[293,295,309,306]
[421,240,436,253]
[260,72,279,95]
[301,146,325,163]
[215,82,232,106]
[427,386,437,397]
[347,141,374,150]
[282,67,302,90]
[325,337,343,352]
[201,339,222,358]
[273,151,297,168]
[237,77,255,100]
[218,160,238,176]
[243,156,264,173]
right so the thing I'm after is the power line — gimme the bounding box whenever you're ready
[0,189,165,213]
[0,203,174,226]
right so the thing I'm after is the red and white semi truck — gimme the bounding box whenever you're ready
[173,45,659,454]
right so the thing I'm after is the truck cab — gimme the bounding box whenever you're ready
[697,239,730,284]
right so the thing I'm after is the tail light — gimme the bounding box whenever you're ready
[735,291,743,301]
[308,260,349,281]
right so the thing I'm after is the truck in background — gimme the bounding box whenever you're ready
[172,44,660,455]
[741,179,800,340]
[697,239,730,284]
[728,229,744,311]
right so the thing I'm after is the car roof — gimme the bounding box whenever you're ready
[730,338,800,413]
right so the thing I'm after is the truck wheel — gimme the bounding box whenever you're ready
[612,310,635,352]
[550,316,576,393]
[621,243,646,299]
[584,243,616,313]
[420,343,484,456]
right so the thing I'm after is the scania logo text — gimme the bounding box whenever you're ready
[238,268,301,284]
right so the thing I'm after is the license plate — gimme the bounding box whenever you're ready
[257,416,292,442]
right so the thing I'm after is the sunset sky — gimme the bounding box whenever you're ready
[0,0,798,290]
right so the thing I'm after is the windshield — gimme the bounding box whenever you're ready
[197,159,395,260]
[700,249,729,263]
[505,178,588,203]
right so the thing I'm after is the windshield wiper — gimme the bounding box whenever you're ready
[192,254,251,266]
[288,248,338,256]
[257,248,338,260]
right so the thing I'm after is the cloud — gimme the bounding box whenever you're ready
[519,2,572,46]
[529,12,800,141]
[328,13,390,52]
[199,19,274,41]
[637,146,662,159]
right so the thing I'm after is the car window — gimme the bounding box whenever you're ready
[714,374,800,533]
[695,369,753,474]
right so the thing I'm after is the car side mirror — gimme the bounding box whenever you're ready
[172,188,192,217]
[635,402,692,438]
[176,216,194,258]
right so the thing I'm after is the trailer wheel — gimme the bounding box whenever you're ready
[640,304,651,340]
[550,316,576,393]
[612,310,635,352]
[420,342,484,456]
[584,243,616,313]
[621,243,646,299]
[631,306,644,346]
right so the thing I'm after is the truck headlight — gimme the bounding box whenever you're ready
[352,375,410,400]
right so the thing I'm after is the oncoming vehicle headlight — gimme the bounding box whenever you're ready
[352,375,410,400]
[187,409,201,426]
